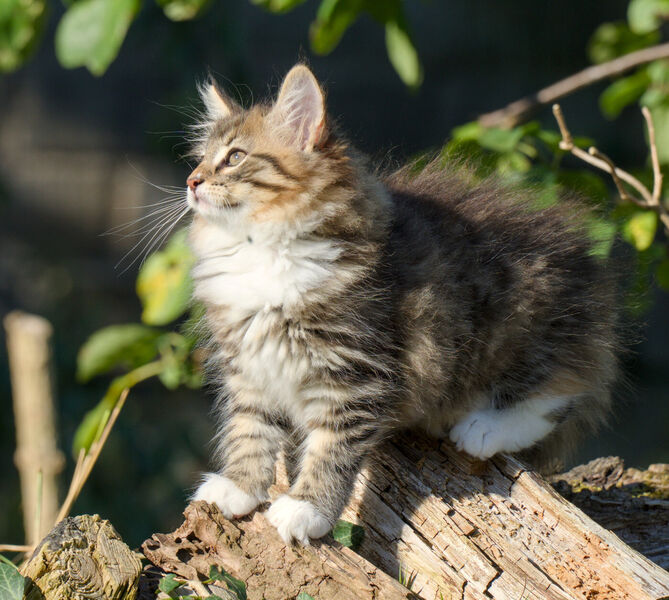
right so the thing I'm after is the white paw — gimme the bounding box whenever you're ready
[449,410,509,459]
[192,473,265,519]
[265,495,331,545]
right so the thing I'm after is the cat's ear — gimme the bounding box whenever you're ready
[269,65,326,151]
[199,80,237,120]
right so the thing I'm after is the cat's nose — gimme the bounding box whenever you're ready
[187,174,204,191]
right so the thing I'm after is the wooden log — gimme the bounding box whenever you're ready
[141,442,669,600]
[141,501,417,600]
[4,311,64,545]
[551,456,669,570]
[340,434,669,600]
[22,514,142,600]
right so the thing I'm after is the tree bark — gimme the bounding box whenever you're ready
[339,434,669,600]
[139,435,669,600]
[550,456,669,572]
[23,440,669,600]
[141,501,418,600]
[22,514,142,600]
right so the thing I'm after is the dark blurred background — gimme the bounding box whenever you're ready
[1,0,667,549]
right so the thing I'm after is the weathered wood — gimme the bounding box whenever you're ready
[5,311,64,545]
[339,434,669,600]
[140,444,669,600]
[141,501,417,600]
[22,514,142,600]
[551,456,669,570]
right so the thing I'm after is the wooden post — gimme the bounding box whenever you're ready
[4,311,64,545]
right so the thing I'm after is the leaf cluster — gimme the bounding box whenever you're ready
[74,229,202,456]
[1,0,421,87]
[156,565,246,599]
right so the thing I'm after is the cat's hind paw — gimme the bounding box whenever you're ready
[449,410,507,460]
[192,473,265,519]
[265,495,331,545]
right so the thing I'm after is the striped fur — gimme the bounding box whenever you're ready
[187,65,619,543]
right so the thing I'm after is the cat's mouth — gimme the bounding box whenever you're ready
[188,189,242,212]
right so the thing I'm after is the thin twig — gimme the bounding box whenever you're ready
[479,42,669,128]
[588,147,633,203]
[552,104,653,203]
[55,389,130,524]
[0,544,33,553]
[34,470,42,544]
[643,106,665,206]
[55,448,86,525]
[553,103,669,235]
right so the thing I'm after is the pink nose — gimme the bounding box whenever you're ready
[187,174,203,191]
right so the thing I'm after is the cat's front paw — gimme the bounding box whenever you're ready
[192,473,265,519]
[449,410,506,459]
[265,495,331,545]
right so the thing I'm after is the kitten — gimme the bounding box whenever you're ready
[188,64,618,544]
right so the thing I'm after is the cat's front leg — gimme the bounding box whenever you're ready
[194,403,285,519]
[266,420,382,545]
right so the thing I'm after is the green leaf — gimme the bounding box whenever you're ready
[556,170,609,205]
[55,0,140,76]
[451,121,485,142]
[72,399,111,456]
[0,562,25,600]
[137,229,195,326]
[208,565,247,600]
[77,324,163,382]
[586,217,617,259]
[628,0,669,33]
[599,69,651,118]
[310,0,363,55]
[331,519,364,549]
[477,127,524,153]
[158,573,181,594]
[385,19,423,89]
[296,594,316,600]
[251,0,308,13]
[587,21,659,63]
[156,0,211,21]
[536,129,562,153]
[622,210,658,250]
[0,0,47,73]
[73,359,164,455]
[656,258,669,290]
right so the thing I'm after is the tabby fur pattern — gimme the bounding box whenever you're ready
[187,65,618,544]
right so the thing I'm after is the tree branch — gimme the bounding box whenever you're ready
[553,103,669,234]
[479,42,669,128]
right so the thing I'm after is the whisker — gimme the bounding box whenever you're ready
[139,206,191,267]
[107,207,186,239]
[115,207,188,272]
[104,202,186,236]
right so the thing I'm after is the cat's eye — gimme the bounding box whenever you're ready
[225,149,247,167]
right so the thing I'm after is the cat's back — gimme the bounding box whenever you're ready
[384,161,606,294]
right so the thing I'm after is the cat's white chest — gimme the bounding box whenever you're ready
[191,225,341,316]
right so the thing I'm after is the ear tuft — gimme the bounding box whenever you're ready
[270,65,326,151]
[199,80,236,120]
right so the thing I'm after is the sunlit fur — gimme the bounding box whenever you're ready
[187,65,619,543]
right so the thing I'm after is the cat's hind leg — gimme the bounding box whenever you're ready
[449,393,572,460]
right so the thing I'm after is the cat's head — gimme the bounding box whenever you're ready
[187,64,350,230]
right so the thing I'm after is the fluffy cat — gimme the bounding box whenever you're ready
[188,64,618,544]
